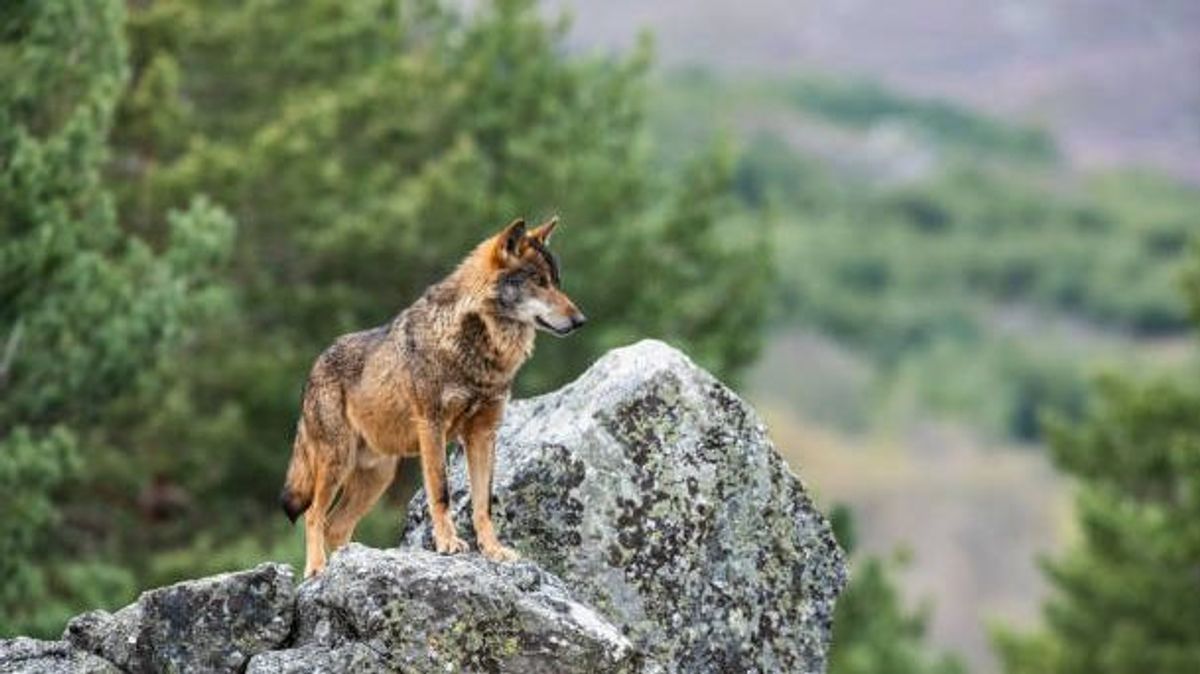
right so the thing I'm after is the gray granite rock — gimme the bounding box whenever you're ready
[250,544,640,674]
[404,339,848,673]
[244,643,389,674]
[64,562,294,673]
[0,637,119,674]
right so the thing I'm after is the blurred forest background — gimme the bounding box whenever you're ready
[3,1,1199,672]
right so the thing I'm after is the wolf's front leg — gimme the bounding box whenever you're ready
[416,416,469,554]
[464,402,519,562]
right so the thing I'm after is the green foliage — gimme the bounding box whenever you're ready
[651,67,1200,440]
[994,371,1200,672]
[1176,230,1200,328]
[779,167,1199,347]
[788,76,1057,163]
[0,429,80,634]
[104,0,768,535]
[831,556,967,674]
[2,0,768,635]
[761,153,1200,439]
[0,0,232,636]
[994,245,1200,670]
[890,340,1088,442]
[829,506,967,674]
[649,69,1057,166]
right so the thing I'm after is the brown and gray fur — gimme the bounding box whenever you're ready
[280,217,585,577]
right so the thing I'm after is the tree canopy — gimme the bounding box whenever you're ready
[994,249,1200,672]
[0,0,769,636]
[0,0,233,635]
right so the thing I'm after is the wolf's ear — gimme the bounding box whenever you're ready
[528,216,558,245]
[495,218,527,259]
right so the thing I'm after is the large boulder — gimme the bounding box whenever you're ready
[404,339,848,673]
[0,637,119,674]
[64,562,294,673]
[249,544,639,673]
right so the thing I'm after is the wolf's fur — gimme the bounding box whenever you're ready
[280,217,585,577]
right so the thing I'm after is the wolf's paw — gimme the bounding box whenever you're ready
[434,533,470,555]
[481,543,520,563]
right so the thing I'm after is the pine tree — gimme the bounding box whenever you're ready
[108,0,771,516]
[995,249,1200,672]
[829,506,967,674]
[0,0,233,636]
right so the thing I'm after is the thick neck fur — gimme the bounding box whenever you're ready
[421,242,536,390]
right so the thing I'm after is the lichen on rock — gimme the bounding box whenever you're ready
[63,562,295,673]
[254,544,640,674]
[404,339,847,673]
[0,637,119,674]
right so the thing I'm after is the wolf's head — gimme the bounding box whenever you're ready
[484,216,586,336]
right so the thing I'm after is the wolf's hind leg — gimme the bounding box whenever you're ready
[324,452,397,551]
[303,450,352,578]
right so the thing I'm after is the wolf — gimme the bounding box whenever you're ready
[279,217,586,577]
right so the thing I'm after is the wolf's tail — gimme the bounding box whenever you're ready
[280,423,315,523]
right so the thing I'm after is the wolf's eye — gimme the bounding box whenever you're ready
[536,276,549,288]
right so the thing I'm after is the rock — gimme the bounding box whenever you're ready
[404,339,847,673]
[64,562,294,673]
[245,643,388,674]
[0,637,119,674]
[249,544,640,674]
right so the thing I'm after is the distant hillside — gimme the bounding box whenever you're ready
[648,69,1058,180]
[544,0,1200,182]
[619,49,1200,447]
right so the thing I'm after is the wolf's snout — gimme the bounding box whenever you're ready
[540,309,586,336]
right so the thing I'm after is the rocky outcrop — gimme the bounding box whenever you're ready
[0,340,845,674]
[64,563,294,673]
[4,549,633,674]
[249,545,638,673]
[405,339,847,673]
[0,638,118,674]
